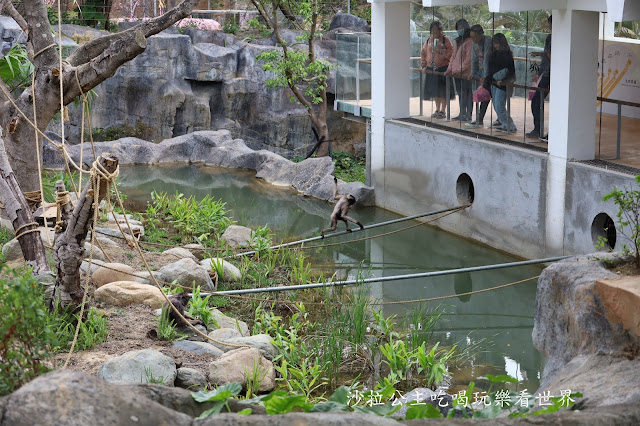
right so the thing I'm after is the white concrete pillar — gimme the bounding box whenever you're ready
[548,10,600,161]
[545,10,599,255]
[370,1,411,202]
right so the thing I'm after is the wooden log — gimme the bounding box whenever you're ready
[53,153,118,305]
[0,134,50,275]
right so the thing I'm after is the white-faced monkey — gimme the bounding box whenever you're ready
[321,176,364,238]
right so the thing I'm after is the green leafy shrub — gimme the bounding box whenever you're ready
[0,267,60,395]
[333,151,365,184]
[602,175,640,267]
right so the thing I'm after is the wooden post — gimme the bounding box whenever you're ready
[53,153,118,305]
[0,134,50,275]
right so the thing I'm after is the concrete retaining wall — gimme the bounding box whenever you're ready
[378,120,636,258]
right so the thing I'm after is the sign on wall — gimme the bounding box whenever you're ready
[597,39,640,119]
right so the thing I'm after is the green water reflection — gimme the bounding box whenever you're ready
[119,164,545,391]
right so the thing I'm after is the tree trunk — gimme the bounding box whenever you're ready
[53,153,118,305]
[310,95,330,157]
[0,0,198,196]
[0,133,50,275]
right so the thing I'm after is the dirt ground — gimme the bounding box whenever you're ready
[50,304,218,380]
[44,228,230,381]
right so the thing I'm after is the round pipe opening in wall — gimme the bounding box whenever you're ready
[591,213,616,250]
[456,173,474,205]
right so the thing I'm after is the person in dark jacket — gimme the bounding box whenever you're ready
[487,33,516,133]
[526,15,552,139]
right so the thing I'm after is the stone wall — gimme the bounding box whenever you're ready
[55,16,369,158]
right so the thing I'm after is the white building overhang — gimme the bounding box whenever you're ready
[413,0,640,20]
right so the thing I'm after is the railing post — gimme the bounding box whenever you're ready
[445,75,451,120]
[539,90,545,140]
[507,87,511,133]
[616,103,622,160]
[420,68,423,117]
[356,37,360,105]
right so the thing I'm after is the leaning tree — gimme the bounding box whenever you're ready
[0,0,198,303]
[250,0,333,157]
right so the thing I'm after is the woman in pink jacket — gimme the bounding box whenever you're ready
[446,19,473,122]
[421,21,454,119]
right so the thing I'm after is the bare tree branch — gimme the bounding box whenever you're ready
[67,0,199,67]
[63,30,147,103]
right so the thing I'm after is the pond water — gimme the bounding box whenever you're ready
[119,164,545,392]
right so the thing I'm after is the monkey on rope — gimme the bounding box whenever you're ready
[321,176,364,238]
[162,293,204,327]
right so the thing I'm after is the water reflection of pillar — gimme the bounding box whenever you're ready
[367,237,385,312]
[454,272,473,303]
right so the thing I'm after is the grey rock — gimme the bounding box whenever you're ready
[208,327,243,341]
[193,413,400,425]
[175,367,207,391]
[163,247,198,261]
[534,353,640,410]
[0,217,12,230]
[221,225,253,248]
[0,370,192,426]
[124,381,267,417]
[210,310,250,336]
[1,238,22,261]
[183,243,206,260]
[82,242,107,262]
[173,340,224,357]
[133,270,166,286]
[159,258,215,291]
[533,254,633,389]
[201,257,242,282]
[49,131,375,206]
[0,16,27,56]
[329,13,371,32]
[208,347,275,392]
[208,333,277,360]
[80,258,106,275]
[175,323,210,342]
[97,348,177,386]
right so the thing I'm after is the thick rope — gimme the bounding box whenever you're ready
[100,171,248,349]
[370,276,540,305]
[33,43,56,59]
[299,206,468,251]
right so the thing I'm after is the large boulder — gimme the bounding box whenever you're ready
[209,310,250,336]
[175,367,207,391]
[329,13,371,32]
[533,254,640,408]
[97,349,177,386]
[50,131,376,206]
[173,339,224,357]
[201,258,242,283]
[221,225,253,248]
[93,281,166,308]
[163,247,198,261]
[159,258,215,290]
[1,238,22,262]
[91,263,135,287]
[207,333,277,360]
[0,370,192,426]
[208,347,275,392]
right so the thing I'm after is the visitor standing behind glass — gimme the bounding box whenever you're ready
[445,19,473,122]
[487,33,517,133]
[420,21,453,119]
[526,15,552,140]
[466,24,492,128]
